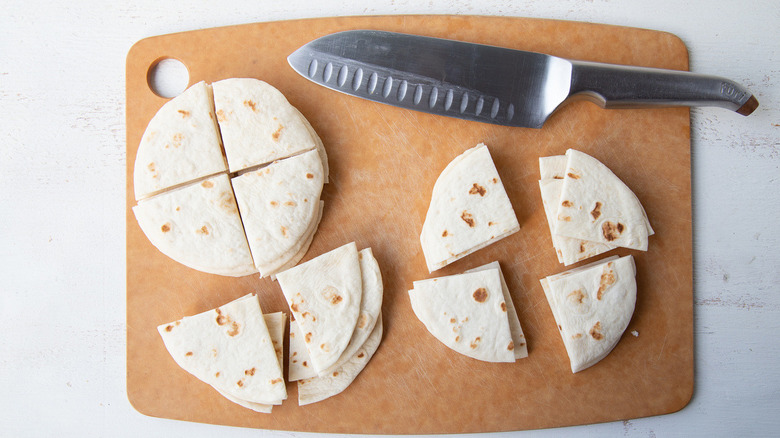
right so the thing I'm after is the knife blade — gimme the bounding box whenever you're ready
[287,30,758,128]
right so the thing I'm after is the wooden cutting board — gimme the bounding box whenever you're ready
[126,15,693,434]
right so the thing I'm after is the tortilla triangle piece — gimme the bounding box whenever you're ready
[212,78,318,173]
[298,315,384,406]
[157,294,287,405]
[288,247,383,380]
[133,81,227,201]
[132,174,256,277]
[409,267,515,363]
[553,149,652,251]
[231,149,325,278]
[269,200,324,280]
[465,262,528,359]
[276,242,363,375]
[540,255,637,373]
[214,312,287,413]
[420,143,520,272]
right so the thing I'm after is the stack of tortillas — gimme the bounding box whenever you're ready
[276,242,384,405]
[540,255,637,373]
[538,149,653,265]
[409,261,528,363]
[157,294,287,413]
[420,143,520,273]
[132,78,328,277]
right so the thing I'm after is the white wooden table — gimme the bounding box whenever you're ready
[1,1,777,436]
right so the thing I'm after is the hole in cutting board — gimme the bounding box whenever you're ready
[147,57,190,98]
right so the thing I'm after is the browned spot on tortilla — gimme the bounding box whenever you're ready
[580,242,586,253]
[161,223,171,233]
[568,289,585,304]
[455,336,460,342]
[572,333,583,339]
[558,324,562,331]
[216,109,226,122]
[177,109,190,118]
[469,183,486,196]
[561,200,573,208]
[357,313,368,329]
[269,200,279,208]
[292,359,297,364]
[442,230,448,237]
[602,221,625,241]
[175,206,180,211]
[281,226,288,237]
[305,333,312,343]
[147,162,155,172]
[306,173,314,179]
[236,380,244,387]
[270,378,282,384]
[470,337,481,349]
[302,361,308,367]
[472,287,488,303]
[322,286,343,305]
[357,352,365,358]
[488,221,496,226]
[450,318,456,323]
[500,302,507,312]
[197,225,209,235]
[492,178,498,184]
[597,265,616,300]
[553,175,563,179]
[284,201,297,207]
[244,100,258,112]
[185,351,193,356]
[559,215,572,222]
[165,324,174,332]
[461,211,475,227]
[227,321,240,337]
[272,124,283,141]
[245,368,255,376]
[215,309,228,326]
[215,372,220,377]
[591,202,603,220]
[507,341,514,351]
[201,180,214,188]
[567,172,580,179]
[302,311,316,322]
[171,133,184,148]
[589,322,604,340]
[332,371,339,377]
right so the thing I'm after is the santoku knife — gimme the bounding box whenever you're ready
[287,30,758,128]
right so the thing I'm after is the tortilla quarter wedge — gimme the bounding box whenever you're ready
[276,242,363,375]
[231,149,325,278]
[420,143,520,273]
[214,312,287,413]
[540,255,637,373]
[212,78,318,173]
[157,294,287,405]
[553,149,652,251]
[132,173,256,277]
[297,315,384,406]
[133,81,227,201]
[409,267,515,363]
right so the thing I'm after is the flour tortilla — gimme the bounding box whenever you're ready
[212,78,317,172]
[269,200,324,280]
[466,262,528,360]
[276,242,363,375]
[420,143,520,272]
[298,315,383,406]
[409,267,515,363]
[133,81,227,200]
[539,178,616,265]
[214,312,286,413]
[288,316,317,381]
[231,149,324,277]
[292,106,329,183]
[133,174,256,277]
[157,294,286,404]
[553,149,652,251]
[540,255,636,373]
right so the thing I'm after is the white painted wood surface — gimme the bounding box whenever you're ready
[1,1,777,437]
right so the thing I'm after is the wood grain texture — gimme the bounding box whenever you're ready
[126,16,693,434]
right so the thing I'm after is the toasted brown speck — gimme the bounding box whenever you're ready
[470,337,481,349]
[322,286,343,305]
[357,313,368,329]
[302,361,308,367]
[488,221,496,226]
[492,178,498,184]
[357,352,365,358]
[455,336,460,342]
[161,223,171,233]
[272,124,283,140]
[171,133,184,147]
[245,368,256,376]
[591,202,603,220]
[178,109,190,118]
[561,200,573,208]
[442,230,448,237]
[215,372,220,377]
[572,333,583,339]
[568,289,585,304]
[215,309,228,326]
[236,380,244,387]
[567,172,580,179]
[185,351,193,357]
[461,211,475,227]
[450,318,456,323]
[558,215,572,222]
[284,201,297,207]
[469,183,486,196]
[216,109,226,122]
[306,173,314,179]
[553,175,563,180]
[270,378,282,385]
[602,221,625,242]
[201,180,214,188]
[507,341,514,351]
[589,322,604,340]
[472,287,488,303]
[227,321,240,337]
[165,324,174,332]
[305,333,312,343]
[281,226,288,237]
[244,100,258,112]
[597,266,616,300]
[579,242,586,253]
[500,302,507,312]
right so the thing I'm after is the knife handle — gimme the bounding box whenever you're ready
[569,60,758,115]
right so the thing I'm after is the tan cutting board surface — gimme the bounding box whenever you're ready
[126,15,693,434]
